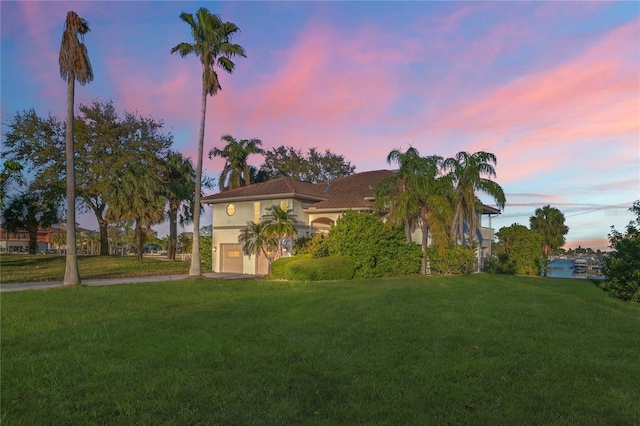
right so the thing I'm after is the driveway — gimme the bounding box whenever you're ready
[0,272,256,292]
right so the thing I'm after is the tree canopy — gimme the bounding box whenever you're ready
[3,102,174,256]
[2,190,60,254]
[443,151,505,246]
[598,201,640,302]
[529,205,569,256]
[258,146,355,183]
[374,147,452,274]
[493,224,544,275]
[210,134,263,191]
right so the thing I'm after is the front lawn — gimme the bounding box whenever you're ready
[0,254,190,283]
[2,274,638,424]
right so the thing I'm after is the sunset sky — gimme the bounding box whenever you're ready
[2,1,638,250]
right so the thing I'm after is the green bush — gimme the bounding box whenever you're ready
[326,210,421,278]
[485,253,517,275]
[597,201,640,302]
[199,236,212,271]
[428,246,475,275]
[492,224,544,276]
[271,255,311,279]
[285,256,354,281]
[294,233,330,258]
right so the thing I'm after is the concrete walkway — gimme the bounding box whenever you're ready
[0,272,255,292]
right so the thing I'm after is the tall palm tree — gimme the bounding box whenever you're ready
[172,8,246,276]
[375,148,452,274]
[106,163,166,264]
[262,205,298,258]
[443,151,506,247]
[59,11,93,285]
[529,205,569,257]
[209,134,264,191]
[163,151,197,261]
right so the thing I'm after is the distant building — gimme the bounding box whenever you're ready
[0,223,94,254]
[202,170,500,275]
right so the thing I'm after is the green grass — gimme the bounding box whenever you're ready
[0,254,190,283]
[2,274,639,424]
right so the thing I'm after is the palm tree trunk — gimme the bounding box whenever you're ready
[421,223,430,275]
[63,75,81,286]
[189,82,206,276]
[404,219,412,243]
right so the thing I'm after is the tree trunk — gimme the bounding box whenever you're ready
[404,219,412,243]
[135,222,143,264]
[168,205,177,261]
[28,229,38,254]
[421,223,430,275]
[96,207,109,256]
[63,75,81,285]
[189,80,206,276]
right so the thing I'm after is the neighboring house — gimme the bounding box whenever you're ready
[202,170,501,275]
[0,224,65,253]
[0,223,94,254]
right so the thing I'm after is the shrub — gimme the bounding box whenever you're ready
[294,233,329,258]
[199,236,212,271]
[597,201,640,302]
[428,246,475,275]
[486,253,517,275]
[285,256,354,281]
[493,224,544,275]
[326,210,421,278]
[270,255,311,279]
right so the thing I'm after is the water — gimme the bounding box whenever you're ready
[545,260,604,280]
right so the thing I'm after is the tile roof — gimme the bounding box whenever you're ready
[305,170,395,210]
[201,170,501,214]
[200,176,327,203]
[200,170,395,211]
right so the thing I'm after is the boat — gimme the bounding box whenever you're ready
[573,258,588,273]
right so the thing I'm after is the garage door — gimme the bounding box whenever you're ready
[220,243,243,273]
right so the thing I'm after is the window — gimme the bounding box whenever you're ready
[254,202,260,223]
[226,203,236,216]
[280,200,290,211]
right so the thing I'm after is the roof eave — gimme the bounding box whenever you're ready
[203,193,327,205]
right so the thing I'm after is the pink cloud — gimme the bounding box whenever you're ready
[422,20,639,186]
[181,20,421,177]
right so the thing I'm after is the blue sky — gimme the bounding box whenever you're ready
[2,1,639,249]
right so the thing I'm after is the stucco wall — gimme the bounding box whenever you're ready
[211,197,315,273]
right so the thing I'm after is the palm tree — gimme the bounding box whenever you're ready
[443,151,506,247]
[59,11,93,285]
[530,205,569,257]
[209,134,264,191]
[238,220,277,269]
[163,151,197,261]
[262,205,298,258]
[106,163,166,264]
[374,148,452,274]
[172,7,246,277]
[374,147,424,242]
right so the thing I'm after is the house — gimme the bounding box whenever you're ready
[0,223,96,254]
[201,170,500,274]
[0,224,65,253]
